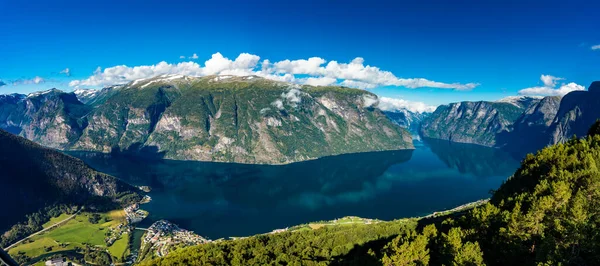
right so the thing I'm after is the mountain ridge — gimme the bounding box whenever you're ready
[0,75,413,164]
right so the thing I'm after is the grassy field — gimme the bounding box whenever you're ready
[42,213,71,229]
[108,232,130,260]
[9,211,130,263]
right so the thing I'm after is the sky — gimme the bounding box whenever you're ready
[0,0,599,112]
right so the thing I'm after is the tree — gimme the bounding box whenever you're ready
[588,120,600,137]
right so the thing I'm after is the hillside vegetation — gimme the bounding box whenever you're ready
[143,122,600,265]
[0,129,140,248]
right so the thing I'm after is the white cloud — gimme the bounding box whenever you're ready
[377,97,437,113]
[591,44,600,50]
[190,53,199,59]
[303,76,337,86]
[13,76,45,85]
[540,74,562,87]
[69,52,479,91]
[518,74,585,96]
[60,68,71,76]
[362,94,379,108]
[179,55,185,59]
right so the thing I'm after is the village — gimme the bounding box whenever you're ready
[140,220,210,259]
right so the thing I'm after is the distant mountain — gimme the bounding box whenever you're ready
[0,128,139,233]
[383,109,430,137]
[0,93,26,134]
[0,75,413,164]
[419,98,541,147]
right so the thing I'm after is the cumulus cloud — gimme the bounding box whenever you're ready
[190,53,199,59]
[60,68,71,76]
[540,74,562,87]
[179,55,185,59]
[377,97,437,113]
[303,76,337,86]
[69,52,479,91]
[518,74,585,96]
[591,44,600,50]
[362,94,379,108]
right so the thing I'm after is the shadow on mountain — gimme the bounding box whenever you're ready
[423,137,519,178]
[496,124,551,161]
[110,143,166,160]
[69,149,413,208]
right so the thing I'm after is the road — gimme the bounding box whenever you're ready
[4,210,81,251]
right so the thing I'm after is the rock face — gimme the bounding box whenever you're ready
[0,129,139,231]
[549,81,600,144]
[498,96,562,156]
[420,82,600,157]
[0,75,413,164]
[0,89,90,149]
[419,100,534,147]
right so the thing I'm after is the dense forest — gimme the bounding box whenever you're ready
[143,121,600,265]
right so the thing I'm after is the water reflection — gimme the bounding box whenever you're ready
[422,138,520,178]
[69,144,518,239]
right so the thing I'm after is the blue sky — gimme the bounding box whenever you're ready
[0,0,599,109]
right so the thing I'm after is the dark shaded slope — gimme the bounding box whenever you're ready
[0,129,140,235]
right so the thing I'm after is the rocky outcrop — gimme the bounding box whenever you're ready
[0,75,413,164]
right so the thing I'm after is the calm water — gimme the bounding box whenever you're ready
[70,139,520,239]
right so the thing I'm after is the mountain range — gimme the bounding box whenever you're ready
[0,75,413,164]
[2,76,599,163]
[420,82,600,158]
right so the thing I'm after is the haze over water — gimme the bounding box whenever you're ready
[71,139,519,239]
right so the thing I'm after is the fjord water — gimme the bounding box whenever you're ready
[70,139,519,239]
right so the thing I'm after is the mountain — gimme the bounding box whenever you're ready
[549,81,600,144]
[0,75,413,164]
[383,109,430,137]
[0,89,91,149]
[498,96,562,157]
[419,82,600,158]
[0,93,26,134]
[419,98,541,147]
[0,129,140,239]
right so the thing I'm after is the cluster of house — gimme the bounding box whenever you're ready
[124,203,148,224]
[142,220,210,257]
[105,223,130,246]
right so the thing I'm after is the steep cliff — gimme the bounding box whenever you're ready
[549,81,600,143]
